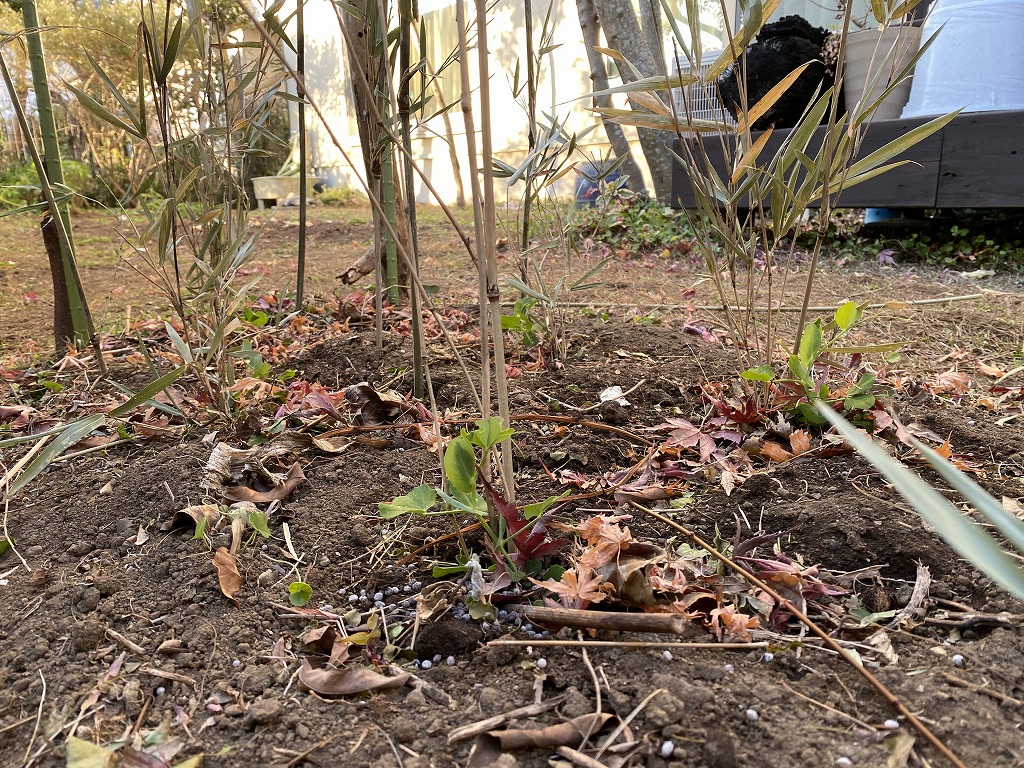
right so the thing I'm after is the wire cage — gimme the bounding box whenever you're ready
[671,52,735,130]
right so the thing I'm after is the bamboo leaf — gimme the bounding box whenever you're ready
[705,0,781,81]
[845,111,961,180]
[818,404,1024,602]
[731,128,774,184]
[587,70,696,99]
[913,440,1024,554]
[736,63,810,133]
[594,107,729,133]
[7,415,105,495]
[65,83,145,140]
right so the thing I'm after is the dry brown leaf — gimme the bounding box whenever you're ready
[531,567,611,609]
[789,429,812,456]
[490,713,614,750]
[933,369,972,395]
[977,361,1006,378]
[223,461,306,503]
[297,659,409,696]
[211,547,242,601]
[160,504,222,532]
[934,439,954,460]
[758,440,794,463]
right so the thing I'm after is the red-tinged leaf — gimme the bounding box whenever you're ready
[211,547,242,601]
[871,408,894,432]
[22,291,39,303]
[297,659,409,697]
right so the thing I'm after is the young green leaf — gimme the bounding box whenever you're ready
[379,484,437,519]
[444,437,478,495]
[248,510,271,538]
[741,364,776,382]
[288,581,313,606]
[467,416,515,452]
[834,301,861,332]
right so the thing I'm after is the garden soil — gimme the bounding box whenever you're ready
[0,209,1023,768]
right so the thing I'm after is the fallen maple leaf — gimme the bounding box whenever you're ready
[532,567,611,609]
[933,369,972,395]
[709,604,759,642]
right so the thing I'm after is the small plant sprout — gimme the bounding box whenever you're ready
[379,417,568,602]
[288,581,313,607]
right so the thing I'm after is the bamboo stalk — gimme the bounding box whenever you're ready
[237,2,484,414]
[0,46,105,375]
[489,639,768,650]
[473,0,515,500]
[398,0,424,398]
[296,0,307,309]
[456,0,491,418]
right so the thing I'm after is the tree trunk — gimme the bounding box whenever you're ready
[591,0,673,200]
[575,0,647,196]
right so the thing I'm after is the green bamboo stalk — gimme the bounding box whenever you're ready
[296,0,308,309]
[20,0,90,345]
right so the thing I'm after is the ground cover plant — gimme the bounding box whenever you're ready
[1,0,1024,767]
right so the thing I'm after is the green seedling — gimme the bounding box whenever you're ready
[380,417,567,594]
[288,581,313,606]
[741,302,901,425]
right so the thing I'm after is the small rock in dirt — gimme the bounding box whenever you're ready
[295,722,310,740]
[491,756,519,768]
[122,679,144,718]
[248,698,284,724]
[239,665,277,695]
[646,691,686,727]
[703,730,737,768]
[72,618,106,652]
[414,619,481,659]
[597,402,629,425]
[68,541,92,557]
[72,586,101,614]
[93,575,123,597]
[223,703,245,717]
[115,518,134,534]
[652,674,714,707]
[560,686,593,719]
[26,545,43,556]
[478,686,506,715]
[349,524,374,547]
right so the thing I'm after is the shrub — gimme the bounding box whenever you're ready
[318,185,368,207]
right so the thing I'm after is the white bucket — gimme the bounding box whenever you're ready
[901,0,1024,117]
